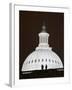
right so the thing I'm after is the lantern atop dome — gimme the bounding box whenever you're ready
[36,22,51,50]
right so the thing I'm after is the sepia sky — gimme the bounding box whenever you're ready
[19,11,64,78]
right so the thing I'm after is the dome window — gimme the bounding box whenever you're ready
[49,59,51,62]
[35,59,37,63]
[42,59,44,62]
[55,60,57,63]
[46,59,47,62]
[52,60,54,63]
[32,60,33,63]
[38,59,40,62]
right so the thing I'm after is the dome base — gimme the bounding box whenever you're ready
[36,44,52,50]
[20,68,64,79]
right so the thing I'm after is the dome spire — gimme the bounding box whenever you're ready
[42,21,46,32]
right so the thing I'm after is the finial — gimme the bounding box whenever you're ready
[42,21,46,32]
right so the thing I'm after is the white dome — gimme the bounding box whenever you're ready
[22,49,63,71]
[22,23,63,72]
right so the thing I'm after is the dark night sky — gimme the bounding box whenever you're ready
[19,11,64,78]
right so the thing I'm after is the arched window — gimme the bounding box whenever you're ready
[38,59,40,62]
[49,59,51,62]
[32,60,33,63]
[35,59,37,63]
[42,59,44,62]
[45,64,47,70]
[41,65,44,70]
[55,60,57,63]
[46,59,47,62]
[52,60,54,63]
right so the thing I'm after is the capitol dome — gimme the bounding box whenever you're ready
[22,23,63,72]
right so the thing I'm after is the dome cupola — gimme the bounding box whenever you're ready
[36,22,51,50]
